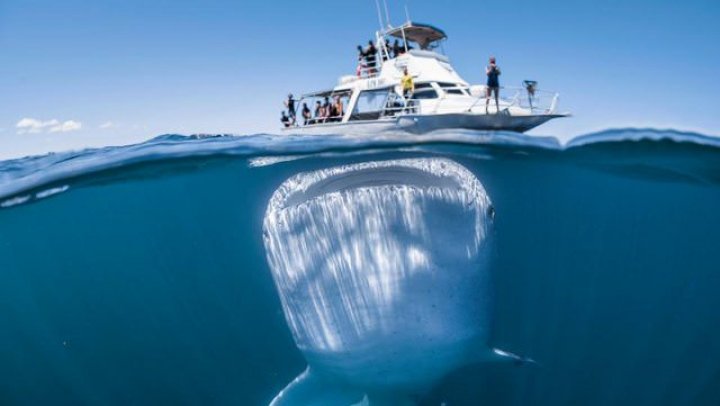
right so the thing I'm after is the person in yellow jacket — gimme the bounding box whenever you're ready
[400,67,415,113]
[401,67,414,100]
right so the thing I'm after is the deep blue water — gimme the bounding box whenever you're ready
[0,129,719,405]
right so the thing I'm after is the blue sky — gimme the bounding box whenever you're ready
[1,0,719,159]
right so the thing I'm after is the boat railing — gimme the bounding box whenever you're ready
[380,86,560,117]
[355,63,381,79]
[457,86,560,115]
[500,87,560,114]
[297,114,345,127]
[380,96,426,117]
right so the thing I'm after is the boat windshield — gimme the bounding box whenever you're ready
[414,83,439,99]
[350,88,391,121]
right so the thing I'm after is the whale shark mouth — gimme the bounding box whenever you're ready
[263,158,494,356]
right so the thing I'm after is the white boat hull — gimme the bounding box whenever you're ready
[283,113,566,136]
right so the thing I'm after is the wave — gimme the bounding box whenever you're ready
[566,128,720,148]
[1,128,718,206]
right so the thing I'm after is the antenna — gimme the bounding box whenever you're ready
[374,0,385,30]
[405,4,411,22]
[382,0,391,27]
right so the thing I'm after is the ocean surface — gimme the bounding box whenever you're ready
[1,129,719,405]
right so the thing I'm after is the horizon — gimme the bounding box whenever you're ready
[1,0,719,160]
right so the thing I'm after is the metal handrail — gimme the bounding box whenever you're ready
[294,114,346,127]
[381,97,425,116]
[380,87,560,117]
[355,63,380,79]
[467,86,560,114]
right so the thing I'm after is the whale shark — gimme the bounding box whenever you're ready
[262,158,527,405]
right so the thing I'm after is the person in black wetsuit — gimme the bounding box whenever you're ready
[365,40,378,73]
[301,102,311,125]
[392,40,402,57]
[285,93,296,119]
[485,56,501,114]
[356,45,367,77]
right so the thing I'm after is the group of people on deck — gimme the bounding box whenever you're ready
[356,39,412,77]
[281,94,345,127]
[281,55,504,127]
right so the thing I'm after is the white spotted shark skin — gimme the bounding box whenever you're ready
[263,158,520,405]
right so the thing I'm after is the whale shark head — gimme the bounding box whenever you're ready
[263,158,496,403]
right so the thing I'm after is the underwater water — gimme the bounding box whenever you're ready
[0,129,719,405]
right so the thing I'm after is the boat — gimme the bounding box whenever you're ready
[282,21,568,135]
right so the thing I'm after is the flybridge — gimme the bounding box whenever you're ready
[384,22,447,50]
[368,21,449,71]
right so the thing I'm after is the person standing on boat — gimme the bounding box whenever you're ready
[401,67,415,113]
[392,40,402,58]
[314,101,323,120]
[328,99,338,121]
[333,96,344,121]
[485,57,501,114]
[322,97,332,121]
[285,93,296,120]
[301,102,311,125]
[365,40,378,74]
[356,45,367,77]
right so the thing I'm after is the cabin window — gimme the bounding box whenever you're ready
[413,83,439,100]
[438,82,469,95]
[350,89,390,121]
